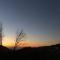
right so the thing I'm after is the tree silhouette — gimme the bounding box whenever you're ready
[14,29,25,50]
[0,22,2,46]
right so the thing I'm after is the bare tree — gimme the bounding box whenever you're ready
[0,22,2,46]
[14,29,25,50]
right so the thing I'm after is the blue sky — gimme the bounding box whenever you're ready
[0,0,60,45]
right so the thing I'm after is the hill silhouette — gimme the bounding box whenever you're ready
[0,44,60,60]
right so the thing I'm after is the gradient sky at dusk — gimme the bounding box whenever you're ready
[0,0,60,47]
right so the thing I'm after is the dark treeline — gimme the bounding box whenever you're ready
[0,44,60,60]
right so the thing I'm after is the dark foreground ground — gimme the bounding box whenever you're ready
[0,44,60,60]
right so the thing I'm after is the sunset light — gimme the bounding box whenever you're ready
[2,36,60,48]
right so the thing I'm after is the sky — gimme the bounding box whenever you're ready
[0,0,60,47]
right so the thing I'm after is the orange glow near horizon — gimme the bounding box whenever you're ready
[2,36,15,47]
[2,36,47,48]
[2,36,60,48]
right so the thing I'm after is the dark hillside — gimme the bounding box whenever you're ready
[14,44,60,60]
[0,44,60,60]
